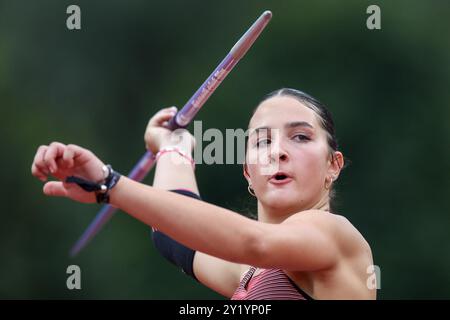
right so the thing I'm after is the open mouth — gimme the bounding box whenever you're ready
[274,174,288,180]
[269,172,293,184]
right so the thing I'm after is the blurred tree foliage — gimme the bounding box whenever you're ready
[0,0,449,299]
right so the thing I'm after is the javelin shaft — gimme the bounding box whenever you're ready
[168,10,272,129]
[70,11,272,257]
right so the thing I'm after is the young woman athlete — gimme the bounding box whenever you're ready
[31,88,376,300]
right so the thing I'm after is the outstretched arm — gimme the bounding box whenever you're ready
[111,176,259,264]
[32,142,340,273]
[108,176,339,270]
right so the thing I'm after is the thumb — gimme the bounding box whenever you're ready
[43,181,69,198]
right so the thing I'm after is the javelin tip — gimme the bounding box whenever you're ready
[229,10,273,60]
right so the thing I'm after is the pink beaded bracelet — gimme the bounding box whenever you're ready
[155,146,195,169]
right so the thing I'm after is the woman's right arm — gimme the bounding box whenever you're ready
[145,107,242,298]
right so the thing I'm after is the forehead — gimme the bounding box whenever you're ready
[249,96,320,130]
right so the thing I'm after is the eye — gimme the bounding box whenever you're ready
[256,138,271,148]
[293,134,310,142]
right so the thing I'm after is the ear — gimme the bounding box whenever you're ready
[243,163,252,185]
[327,151,344,181]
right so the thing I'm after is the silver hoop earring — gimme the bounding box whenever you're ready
[247,185,256,197]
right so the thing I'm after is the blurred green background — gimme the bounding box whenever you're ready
[0,0,449,299]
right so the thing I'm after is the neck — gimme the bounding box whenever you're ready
[257,192,331,224]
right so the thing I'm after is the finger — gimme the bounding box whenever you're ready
[148,108,170,126]
[152,111,177,129]
[148,106,177,127]
[62,146,75,169]
[66,144,95,165]
[34,145,50,175]
[150,107,177,126]
[53,158,70,180]
[44,142,66,173]
[43,181,68,198]
[31,163,47,182]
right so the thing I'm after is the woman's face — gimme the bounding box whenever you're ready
[245,96,338,214]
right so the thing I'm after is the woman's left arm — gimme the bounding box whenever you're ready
[32,142,340,272]
[109,176,340,271]
[109,176,260,265]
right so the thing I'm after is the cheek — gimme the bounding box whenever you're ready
[246,147,272,171]
[292,145,328,179]
[246,162,261,179]
[246,162,271,189]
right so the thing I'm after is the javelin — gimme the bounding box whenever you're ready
[70,10,273,257]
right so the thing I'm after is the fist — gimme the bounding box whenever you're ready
[144,106,196,154]
[31,142,105,203]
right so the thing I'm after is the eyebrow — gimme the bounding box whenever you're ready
[285,121,314,129]
[250,121,314,136]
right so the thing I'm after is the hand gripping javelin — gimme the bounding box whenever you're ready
[70,10,272,257]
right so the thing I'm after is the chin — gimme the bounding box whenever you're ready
[262,192,302,211]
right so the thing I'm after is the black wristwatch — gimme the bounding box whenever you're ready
[65,164,122,203]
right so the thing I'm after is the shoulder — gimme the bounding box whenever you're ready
[284,210,372,257]
[281,209,341,233]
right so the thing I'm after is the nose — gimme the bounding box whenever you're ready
[269,139,289,163]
